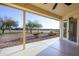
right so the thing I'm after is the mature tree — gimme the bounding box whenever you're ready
[26,20,42,34]
[0,17,5,34]
[0,17,18,34]
[5,19,18,31]
[26,21,34,34]
[32,22,42,32]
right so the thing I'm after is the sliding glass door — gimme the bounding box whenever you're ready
[63,20,67,39]
[69,17,77,42]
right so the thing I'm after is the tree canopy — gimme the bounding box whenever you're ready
[0,17,18,34]
[26,20,42,33]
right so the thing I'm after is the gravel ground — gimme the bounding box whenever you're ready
[0,33,59,49]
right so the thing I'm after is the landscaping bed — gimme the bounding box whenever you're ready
[0,32,59,49]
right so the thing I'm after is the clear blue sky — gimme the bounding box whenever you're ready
[0,5,59,29]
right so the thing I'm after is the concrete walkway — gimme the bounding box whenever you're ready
[0,37,58,56]
[0,37,79,56]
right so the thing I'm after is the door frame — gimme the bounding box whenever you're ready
[69,18,77,42]
[62,18,78,45]
[68,18,78,45]
[63,20,68,40]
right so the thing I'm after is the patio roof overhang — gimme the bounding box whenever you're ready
[1,3,79,50]
[0,3,62,20]
[0,3,63,49]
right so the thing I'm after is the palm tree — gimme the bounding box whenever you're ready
[26,20,42,34]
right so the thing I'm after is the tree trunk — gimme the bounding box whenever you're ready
[9,27,11,32]
[1,27,5,34]
[2,29,5,34]
[30,27,32,34]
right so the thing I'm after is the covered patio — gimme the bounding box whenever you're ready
[0,37,79,56]
[0,3,79,56]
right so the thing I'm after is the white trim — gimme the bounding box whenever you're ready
[77,18,79,45]
[23,11,26,49]
[62,20,68,39]
[67,19,69,40]
[59,20,63,39]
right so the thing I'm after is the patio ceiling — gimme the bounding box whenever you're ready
[1,3,79,20]
[32,3,79,17]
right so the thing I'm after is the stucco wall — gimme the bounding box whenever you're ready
[77,19,79,45]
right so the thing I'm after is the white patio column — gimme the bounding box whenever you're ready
[23,11,26,50]
[59,20,63,39]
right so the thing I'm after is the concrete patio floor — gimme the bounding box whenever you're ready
[0,37,79,56]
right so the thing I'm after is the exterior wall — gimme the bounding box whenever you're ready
[61,18,79,45]
[77,18,79,45]
[59,20,63,39]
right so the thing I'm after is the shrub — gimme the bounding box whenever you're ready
[33,33,40,38]
[48,31,56,36]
